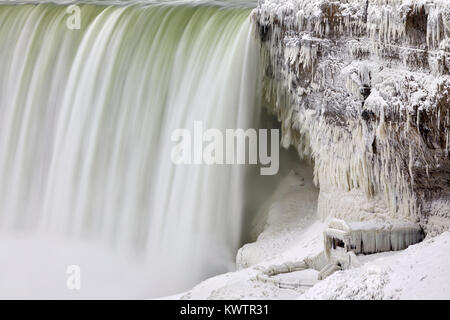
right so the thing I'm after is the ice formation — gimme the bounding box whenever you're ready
[0,3,262,298]
[252,0,450,233]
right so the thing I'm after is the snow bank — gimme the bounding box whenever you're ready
[237,163,319,269]
[180,167,324,299]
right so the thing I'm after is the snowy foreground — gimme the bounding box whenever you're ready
[179,170,450,300]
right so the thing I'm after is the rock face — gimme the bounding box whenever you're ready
[252,0,449,234]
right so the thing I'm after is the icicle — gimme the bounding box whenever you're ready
[409,144,414,186]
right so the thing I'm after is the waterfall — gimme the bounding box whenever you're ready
[0,2,261,297]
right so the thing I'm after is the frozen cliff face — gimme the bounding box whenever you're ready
[252,0,450,232]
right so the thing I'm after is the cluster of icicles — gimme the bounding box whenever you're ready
[252,0,449,222]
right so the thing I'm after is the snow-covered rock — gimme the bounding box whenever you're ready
[252,0,450,231]
[301,230,450,299]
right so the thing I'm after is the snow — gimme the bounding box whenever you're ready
[179,166,325,299]
[179,205,450,299]
[212,0,450,300]
[172,0,449,300]
[177,164,450,300]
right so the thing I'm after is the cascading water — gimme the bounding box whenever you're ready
[0,1,262,298]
